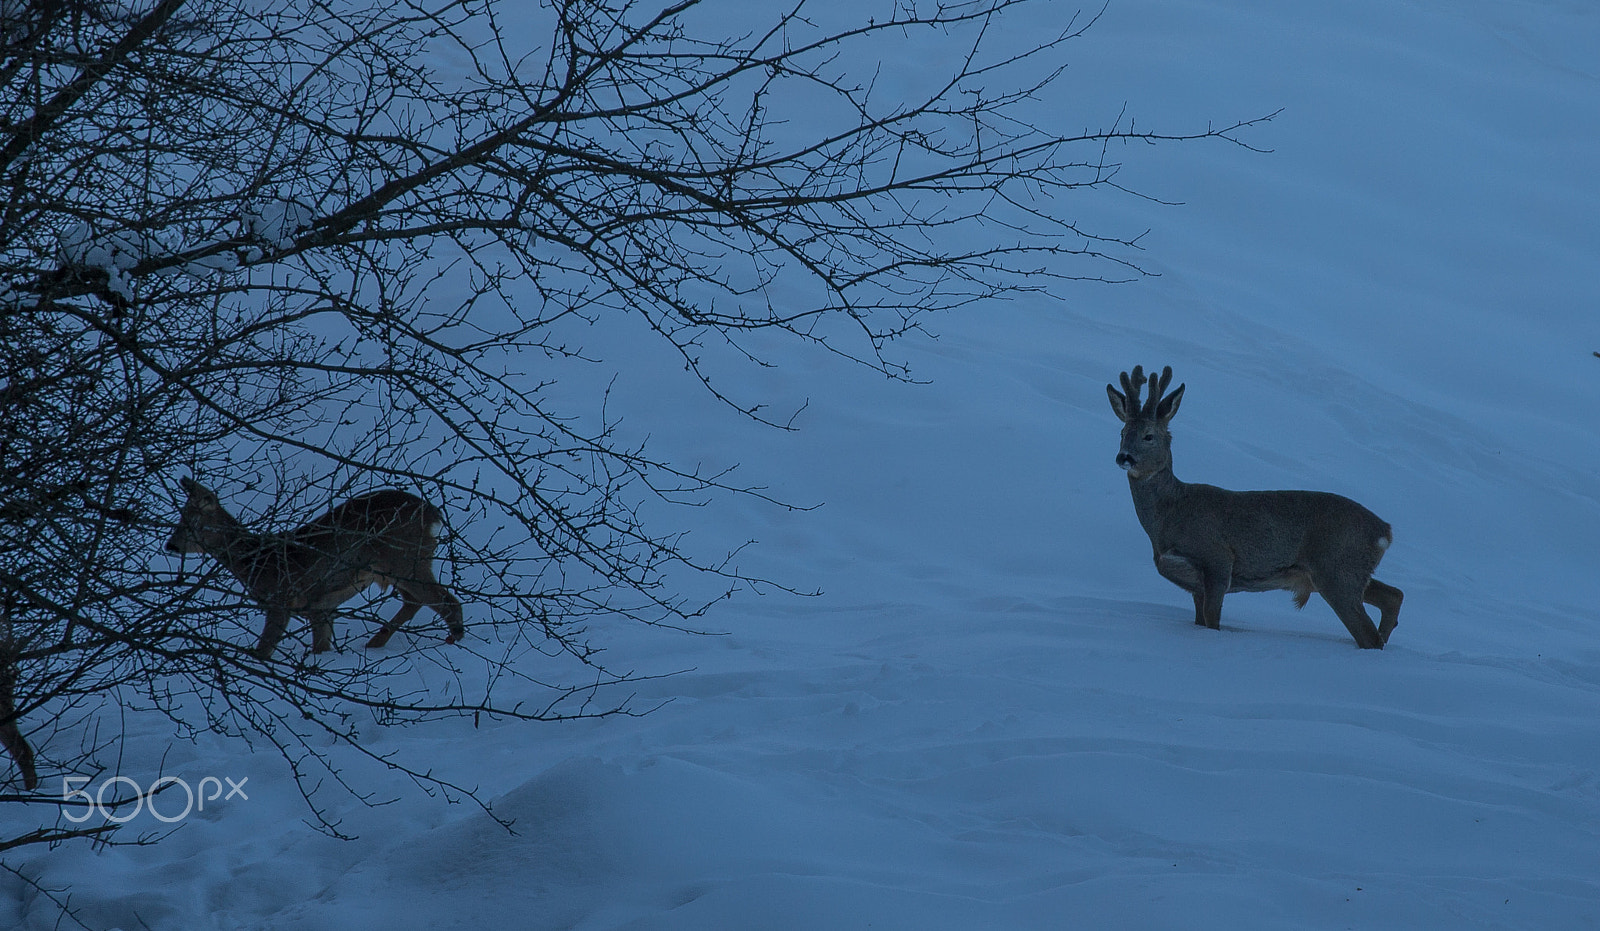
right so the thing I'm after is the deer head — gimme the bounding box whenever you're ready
[1106,365,1185,480]
[166,477,244,555]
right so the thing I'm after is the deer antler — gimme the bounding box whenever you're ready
[1141,366,1173,417]
[1116,365,1147,417]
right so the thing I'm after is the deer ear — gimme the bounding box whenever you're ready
[1106,384,1131,423]
[1156,383,1185,423]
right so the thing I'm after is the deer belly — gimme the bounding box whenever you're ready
[297,579,373,612]
[1230,567,1313,596]
[1158,553,1309,597]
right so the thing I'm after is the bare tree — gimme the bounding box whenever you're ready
[0,0,1268,858]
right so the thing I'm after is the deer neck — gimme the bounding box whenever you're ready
[1126,463,1183,540]
[200,513,274,571]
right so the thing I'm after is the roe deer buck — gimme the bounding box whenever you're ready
[1106,366,1402,649]
[167,478,464,660]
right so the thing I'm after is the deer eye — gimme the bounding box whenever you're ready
[1142,433,1154,441]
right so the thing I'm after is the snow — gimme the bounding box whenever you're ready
[55,198,307,294]
[7,0,1600,928]
[242,199,316,252]
[58,222,145,298]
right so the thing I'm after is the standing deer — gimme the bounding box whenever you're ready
[1106,366,1402,649]
[167,478,464,660]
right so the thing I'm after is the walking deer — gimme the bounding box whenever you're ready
[166,478,465,660]
[1107,366,1402,649]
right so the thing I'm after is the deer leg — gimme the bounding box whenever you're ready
[0,718,35,791]
[253,605,292,660]
[429,583,465,644]
[0,657,37,791]
[1197,562,1231,631]
[1156,553,1208,626]
[367,580,464,649]
[1318,576,1384,649]
[310,610,337,654]
[366,592,422,649]
[1364,579,1403,646]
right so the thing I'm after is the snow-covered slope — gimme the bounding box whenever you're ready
[8,0,1600,928]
